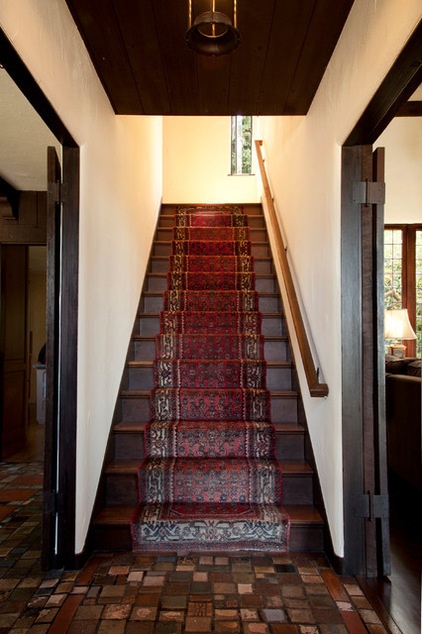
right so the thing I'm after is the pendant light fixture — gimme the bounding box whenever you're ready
[185,0,240,56]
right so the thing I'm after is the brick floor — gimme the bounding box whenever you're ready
[0,461,390,633]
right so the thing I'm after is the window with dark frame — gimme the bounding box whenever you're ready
[231,115,252,175]
[384,225,422,357]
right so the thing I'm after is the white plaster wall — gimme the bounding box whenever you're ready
[0,0,163,553]
[162,116,259,203]
[258,1,422,557]
[377,92,422,224]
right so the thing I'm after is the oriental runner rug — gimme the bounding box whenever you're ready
[131,205,290,552]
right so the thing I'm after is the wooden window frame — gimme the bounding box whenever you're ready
[230,115,253,175]
[385,224,422,358]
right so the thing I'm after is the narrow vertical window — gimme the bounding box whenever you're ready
[230,115,252,175]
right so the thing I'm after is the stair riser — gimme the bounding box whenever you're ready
[267,368,292,391]
[113,429,304,463]
[131,338,291,363]
[140,471,282,506]
[289,526,324,552]
[155,228,268,242]
[150,258,273,274]
[145,275,278,293]
[153,243,273,258]
[105,471,312,506]
[158,216,266,229]
[140,293,280,313]
[264,341,291,362]
[276,434,304,460]
[121,397,151,423]
[283,476,314,505]
[160,206,263,218]
[120,393,297,424]
[92,522,323,553]
[106,474,138,506]
[114,433,145,461]
[271,396,298,423]
[136,315,286,337]
[127,364,292,391]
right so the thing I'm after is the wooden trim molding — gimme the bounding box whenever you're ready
[0,28,77,148]
[344,20,422,145]
[396,100,422,117]
[255,140,328,398]
[0,175,19,219]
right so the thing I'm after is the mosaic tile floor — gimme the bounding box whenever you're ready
[0,461,391,633]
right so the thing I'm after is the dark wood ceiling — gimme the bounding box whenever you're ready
[65,0,355,116]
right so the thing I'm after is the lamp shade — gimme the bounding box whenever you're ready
[384,309,416,340]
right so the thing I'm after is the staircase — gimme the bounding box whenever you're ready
[91,203,324,553]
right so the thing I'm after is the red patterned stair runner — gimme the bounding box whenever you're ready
[131,205,290,551]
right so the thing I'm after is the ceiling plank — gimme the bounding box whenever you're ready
[195,54,232,115]
[257,0,317,115]
[284,0,354,114]
[112,0,171,115]
[151,1,200,115]
[66,0,144,114]
[227,0,275,115]
[64,0,356,116]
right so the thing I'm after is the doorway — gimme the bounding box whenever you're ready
[0,28,79,569]
[340,18,422,634]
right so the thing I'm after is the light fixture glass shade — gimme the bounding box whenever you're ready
[384,309,416,340]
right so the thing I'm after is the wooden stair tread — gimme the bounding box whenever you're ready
[132,334,289,341]
[285,505,324,524]
[105,459,312,475]
[281,461,313,474]
[142,290,280,296]
[137,312,286,320]
[120,389,298,398]
[114,421,304,433]
[94,506,134,524]
[94,504,323,526]
[274,423,305,433]
[146,272,276,278]
[127,360,293,368]
[113,422,147,433]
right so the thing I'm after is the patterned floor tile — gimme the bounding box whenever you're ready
[0,461,396,633]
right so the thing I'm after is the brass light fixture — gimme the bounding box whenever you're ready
[186,0,240,56]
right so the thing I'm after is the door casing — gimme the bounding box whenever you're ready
[0,28,79,570]
[341,20,422,576]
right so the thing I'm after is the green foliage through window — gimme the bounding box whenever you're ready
[416,230,422,357]
[384,229,402,310]
[231,116,252,175]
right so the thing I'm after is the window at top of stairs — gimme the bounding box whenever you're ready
[230,115,252,175]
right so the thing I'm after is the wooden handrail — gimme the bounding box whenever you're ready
[255,140,329,397]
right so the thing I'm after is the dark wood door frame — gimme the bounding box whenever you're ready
[341,20,422,576]
[0,28,79,570]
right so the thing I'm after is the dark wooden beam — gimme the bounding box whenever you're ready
[0,192,47,243]
[345,20,422,145]
[0,175,19,219]
[395,100,422,117]
[0,28,77,148]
